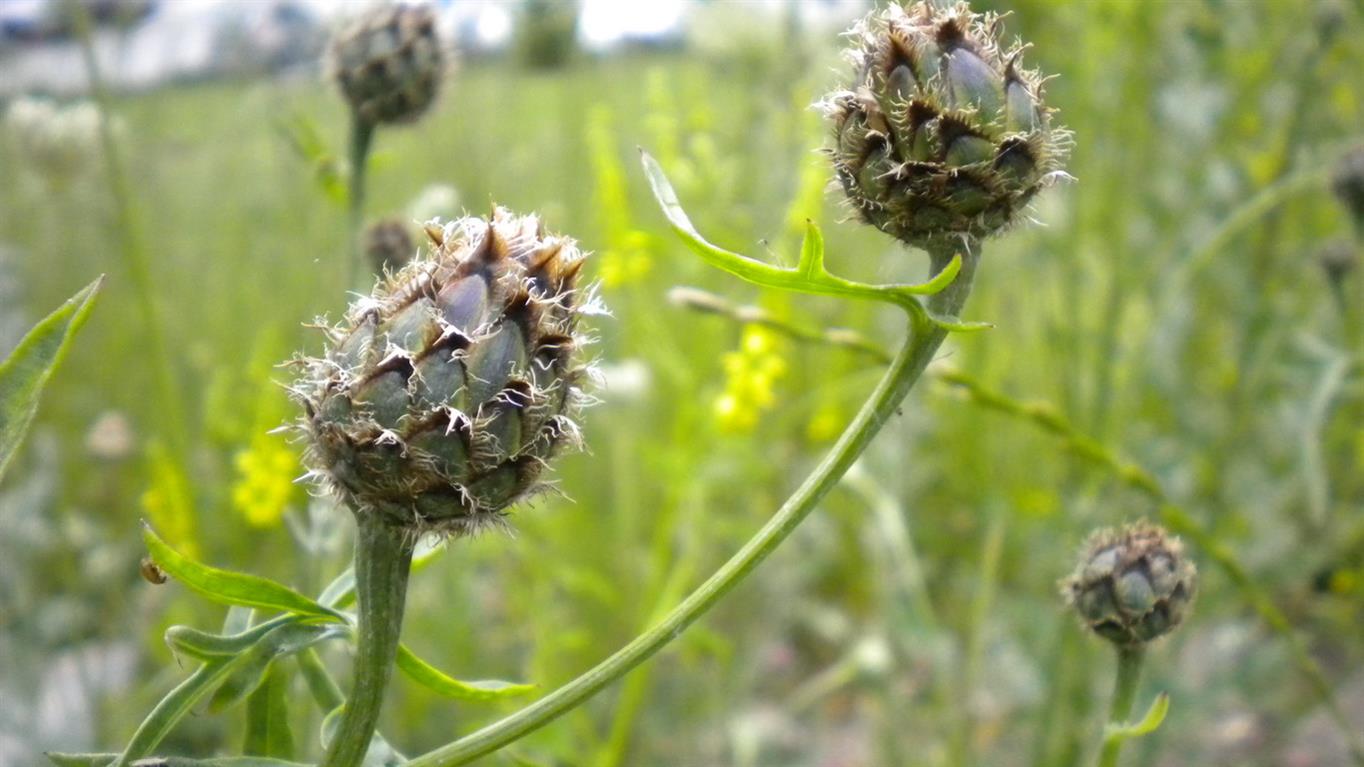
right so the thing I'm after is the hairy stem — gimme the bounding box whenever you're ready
[347,116,376,291]
[1096,645,1145,767]
[322,514,413,767]
[406,241,979,767]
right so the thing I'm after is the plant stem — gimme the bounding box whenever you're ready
[407,242,979,767]
[1096,645,1146,767]
[322,513,413,767]
[68,0,189,457]
[347,115,376,291]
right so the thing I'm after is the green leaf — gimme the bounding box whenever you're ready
[318,539,446,609]
[796,220,824,279]
[51,757,312,767]
[208,622,348,713]
[45,754,116,767]
[320,707,407,767]
[142,522,345,622]
[396,643,536,702]
[115,622,345,767]
[243,663,296,759]
[1104,692,1170,745]
[0,277,102,481]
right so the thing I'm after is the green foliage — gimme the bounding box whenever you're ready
[0,277,101,480]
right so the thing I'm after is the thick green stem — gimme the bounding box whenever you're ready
[406,242,979,767]
[322,514,413,767]
[1096,645,1145,767]
[347,116,376,290]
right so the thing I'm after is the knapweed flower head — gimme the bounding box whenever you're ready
[824,1,1069,250]
[294,207,604,536]
[1062,521,1197,647]
[329,2,444,126]
[364,217,416,275]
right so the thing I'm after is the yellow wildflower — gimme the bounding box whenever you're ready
[231,434,300,528]
[715,325,788,433]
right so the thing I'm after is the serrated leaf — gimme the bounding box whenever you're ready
[0,276,102,481]
[243,663,296,759]
[142,522,344,622]
[1104,692,1170,745]
[396,643,535,702]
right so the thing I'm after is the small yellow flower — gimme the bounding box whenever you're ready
[231,434,300,528]
[714,325,787,433]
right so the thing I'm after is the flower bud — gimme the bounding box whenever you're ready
[363,217,415,275]
[1332,146,1364,235]
[329,3,444,126]
[295,208,603,536]
[824,1,1069,249]
[1062,522,1197,647]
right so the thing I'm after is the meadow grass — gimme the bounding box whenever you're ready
[2,1,1364,763]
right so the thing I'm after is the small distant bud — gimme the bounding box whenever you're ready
[667,286,733,316]
[363,218,415,274]
[329,3,445,126]
[1332,146,1364,235]
[1061,521,1197,647]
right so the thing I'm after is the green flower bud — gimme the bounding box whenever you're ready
[1332,146,1364,235]
[1061,522,1197,647]
[329,3,444,126]
[824,1,1070,250]
[295,208,604,536]
[363,217,415,275]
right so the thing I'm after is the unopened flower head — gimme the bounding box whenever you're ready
[1062,521,1197,647]
[364,217,416,275]
[824,1,1069,250]
[1332,145,1364,234]
[329,3,444,126]
[294,207,604,536]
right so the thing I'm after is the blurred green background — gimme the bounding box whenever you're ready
[2,1,1364,765]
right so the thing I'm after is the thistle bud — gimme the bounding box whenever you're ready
[1332,146,1364,235]
[1319,240,1358,286]
[824,1,1069,249]
[295,208,602,536]
[1062,522,1197,647]
[363,217,415,275]
[329,3,444,126]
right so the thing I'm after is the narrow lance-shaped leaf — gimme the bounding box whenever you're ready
[396,643,536,702]
[114,623,345,767]
[1104,692,1170,745]
[48,755,311,767]
[0,276,103,480]
[142,522,344,622]
[243,663,297,759]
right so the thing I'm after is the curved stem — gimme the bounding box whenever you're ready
[407,242,979,767]
[322,514,413,767]
[347,116,376,291]
[1096,645,1146,767]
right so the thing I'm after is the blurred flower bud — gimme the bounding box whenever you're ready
[329,3,444,126]
[1062,521,1197,647]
